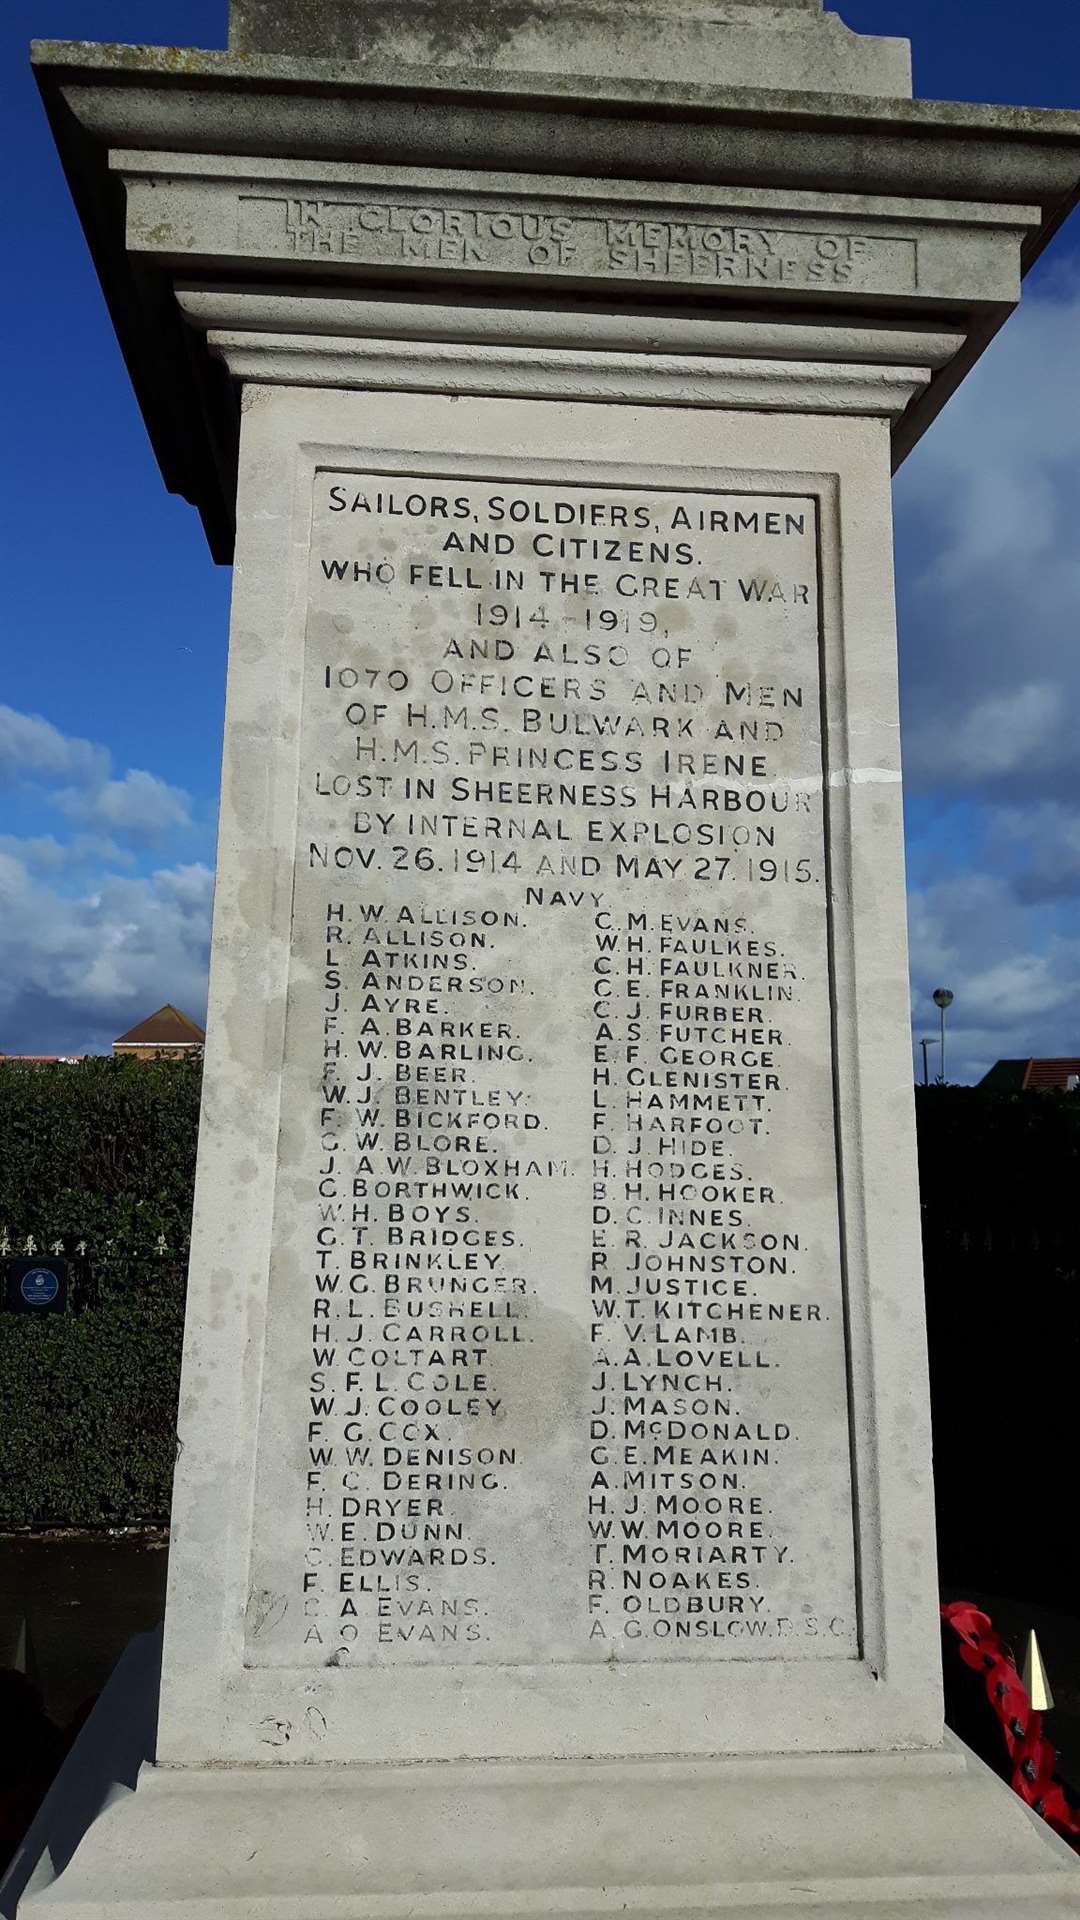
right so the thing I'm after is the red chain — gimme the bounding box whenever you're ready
[941,1601,1080,1849]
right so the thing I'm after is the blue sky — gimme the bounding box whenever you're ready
[1,0,1079,1076]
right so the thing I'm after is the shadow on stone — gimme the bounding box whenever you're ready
[0,1623,161,1918]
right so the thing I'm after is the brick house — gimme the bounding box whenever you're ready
[112,1004,206,1060]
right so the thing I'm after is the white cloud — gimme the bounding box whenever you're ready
[990,798,1080,903]
[895,272,1080,799]
[0,851,213,1055]
[0,831,136,872]
[0,705,109,787]
[900,286,1080,579]
[56,767,192,840]
[905,681,1061,784]
[152,863,217,910]
[907,870,1080,1082]
[0,833,70,871]
[0,703,193,848]
[897,270,1080,1075]
[0,709,209,1050]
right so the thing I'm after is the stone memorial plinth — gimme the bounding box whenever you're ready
[12,1,1080,1913]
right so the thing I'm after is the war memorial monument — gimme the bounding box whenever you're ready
[12,0,1080,1911]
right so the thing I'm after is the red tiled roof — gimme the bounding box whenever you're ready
[113,1004,205,1048]
[1022,1058,1080,1092]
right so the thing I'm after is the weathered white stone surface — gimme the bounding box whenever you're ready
[130,389,937,1773]
[14,1730,1080,1916]
[118,152,1033,305]
[13,2,1080,1915]
[12,298,1080,1920]
[225,0,913,95]
[33,38,1080,548]
[248,469,859,1675]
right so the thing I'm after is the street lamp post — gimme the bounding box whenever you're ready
[932,989,954,1084]
[919,1037,939,1087]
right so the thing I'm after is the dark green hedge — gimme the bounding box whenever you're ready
[0,1056,200,1528]
[915,1083,1080,1275]
[916,1085,1080,1609]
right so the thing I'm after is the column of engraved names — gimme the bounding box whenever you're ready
[295,586,568,1663]
[590,903,818,1652]
[577,489,859,1657]
[340,888,533,1658]
[302,893,525,1654]
[298,895,350,1656]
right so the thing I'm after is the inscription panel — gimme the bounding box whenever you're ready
[245,470,859,1670]
[238,192,917,292]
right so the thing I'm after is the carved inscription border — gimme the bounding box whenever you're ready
[238,192,919,293]
[242,464,861,1674]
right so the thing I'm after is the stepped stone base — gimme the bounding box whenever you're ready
[7,1645,1080,1920]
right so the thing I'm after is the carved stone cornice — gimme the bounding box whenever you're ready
[202,328,933,417]
[177,286,966,368]
[30,39,1080,561]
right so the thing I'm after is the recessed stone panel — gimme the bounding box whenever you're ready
[244,467,859,1672]
[119,155,1036,320]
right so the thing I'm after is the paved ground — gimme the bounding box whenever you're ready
[0,1532,169,1726]
[0,1537,1076,1797]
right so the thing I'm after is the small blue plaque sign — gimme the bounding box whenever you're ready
[20,1267,60,1305]
[3,1258,71,1313]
